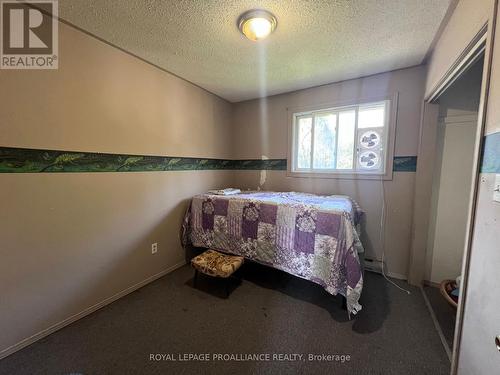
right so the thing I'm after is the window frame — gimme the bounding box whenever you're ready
[287,93,398,180]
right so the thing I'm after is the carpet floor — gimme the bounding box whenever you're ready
[424,285,457,350]
[0,263,450,375]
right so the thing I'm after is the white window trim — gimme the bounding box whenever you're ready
[286,93,398,180]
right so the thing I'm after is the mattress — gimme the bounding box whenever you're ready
[181,191,365,315]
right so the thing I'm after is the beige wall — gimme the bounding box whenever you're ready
[0,22,234,356]
[425,0,491,98]
[231,66,426,278]
[0,23,233,157]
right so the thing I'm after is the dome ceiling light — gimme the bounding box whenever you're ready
[238,9,277,41]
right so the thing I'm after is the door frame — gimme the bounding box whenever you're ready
[408,1,498,373]
[450,3,497,372]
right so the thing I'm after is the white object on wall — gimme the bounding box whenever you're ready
[493,174,500,202]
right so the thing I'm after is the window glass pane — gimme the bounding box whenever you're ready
[296,117,312,169]
[358,104,385,128]
[292,100,390,175]
[313,113,337,169]
[336,110,355,169]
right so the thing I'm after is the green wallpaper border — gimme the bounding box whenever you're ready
[392,156,417,172]
[481,131,500,173]
[0,147,286,173]
[0,147,419,173]
[4,134,497,173]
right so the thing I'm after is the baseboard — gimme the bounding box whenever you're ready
[365,268,408,280]
[423,280,441,288]
[386,271,407,280]
[0,260,187,361]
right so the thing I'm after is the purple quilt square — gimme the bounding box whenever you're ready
[346,255,362,288]
[242,219,258,239]
[316,212,340,237]
[259,204,277,224]
[294,230,315,254]
[213,199,229,216]
[202,214,214,230]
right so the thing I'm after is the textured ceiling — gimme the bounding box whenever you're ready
[59,0,452,102]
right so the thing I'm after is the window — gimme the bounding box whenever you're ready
[290,100,393,177]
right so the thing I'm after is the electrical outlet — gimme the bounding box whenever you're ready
[151,243,158,254]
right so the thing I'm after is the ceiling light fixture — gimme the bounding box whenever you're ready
[238,9,277,41]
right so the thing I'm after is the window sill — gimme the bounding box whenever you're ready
[286,170,393,181]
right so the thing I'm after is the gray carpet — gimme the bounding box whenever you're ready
[424,285,457,350]
[0,263,450,375]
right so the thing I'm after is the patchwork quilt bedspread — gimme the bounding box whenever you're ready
[181,191,364,315]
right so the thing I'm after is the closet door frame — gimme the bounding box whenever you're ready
[410,1,497,373]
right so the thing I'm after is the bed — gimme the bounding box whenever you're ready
[181,191,364,315]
